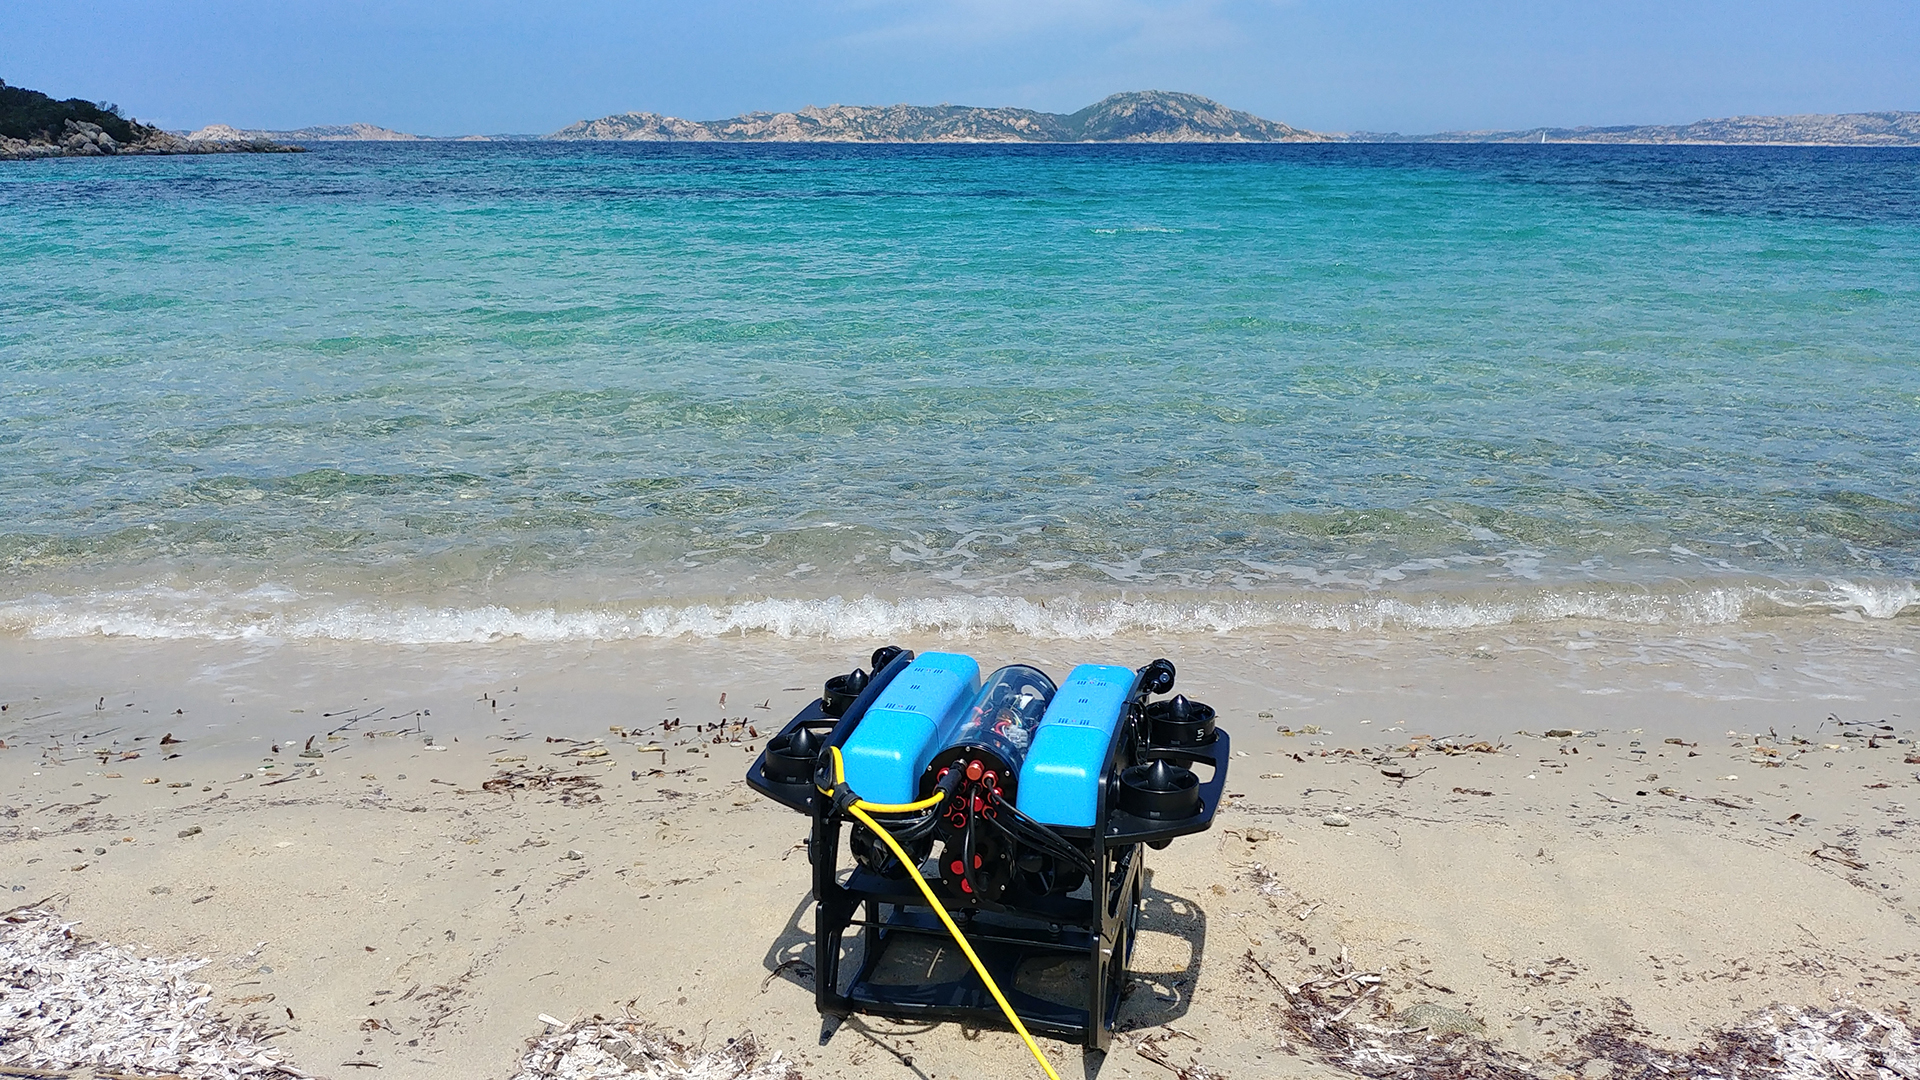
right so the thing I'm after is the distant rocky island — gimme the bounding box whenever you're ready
[1,78,301,159]
[1346,111,1920,146]
[548,91,1327,143]
[182,123,532,143]
[186,122,421,142]
[12,76,1918,156]
[548,93,1920,146]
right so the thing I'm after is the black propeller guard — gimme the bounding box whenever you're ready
[1117,757,1202,820]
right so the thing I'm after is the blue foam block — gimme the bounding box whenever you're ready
[839,652,981,804]
[1016,664,1136,827]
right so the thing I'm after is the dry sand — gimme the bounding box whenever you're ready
[1,625,1915,1079]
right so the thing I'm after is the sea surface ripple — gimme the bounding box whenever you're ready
[2,142,1916,642]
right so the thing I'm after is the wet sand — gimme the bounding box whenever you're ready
[1,628,1915,1079]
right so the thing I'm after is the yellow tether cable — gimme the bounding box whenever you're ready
[820,746,1063,1080]
[821,747,946,812]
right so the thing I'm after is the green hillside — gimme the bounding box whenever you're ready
[0,78,146,142]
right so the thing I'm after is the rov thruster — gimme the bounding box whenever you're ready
[746,646,1229,1071]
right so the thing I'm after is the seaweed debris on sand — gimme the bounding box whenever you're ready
[1254,947,1920,1080]
[514,1016,799,1080]
[0,905,308,1078]
[0,901,802,1080]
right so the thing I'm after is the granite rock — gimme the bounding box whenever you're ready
[549,90,1330,143]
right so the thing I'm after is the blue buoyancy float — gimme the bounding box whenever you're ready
[837,651,981,804]
[1014,664,1137,827]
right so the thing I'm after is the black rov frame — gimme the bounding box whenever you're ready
[746,647,1229,1050]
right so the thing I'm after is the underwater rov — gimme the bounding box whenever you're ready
[747,646,1229,1074]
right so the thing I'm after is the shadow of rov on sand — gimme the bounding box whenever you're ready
[760,874,1209,1075]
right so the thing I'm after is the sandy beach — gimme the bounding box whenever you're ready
[2,625,1914,1079]
[14,14,1920,1075]
[9,22,1920,1079]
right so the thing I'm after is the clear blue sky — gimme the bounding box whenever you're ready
[5,0,1916,136]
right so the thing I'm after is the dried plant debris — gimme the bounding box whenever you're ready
[1406,735,1505,756]
[1130,1027,1228,1080]
[1246,862,1290,898]
[1493,954,1584,986]
[0,906,307,1079]
[483,766,604,805]
[1811,845,1870,871]
[1574,1003,1920,1080]
[1261,966,1920,1080]
[513,1016,799,1080]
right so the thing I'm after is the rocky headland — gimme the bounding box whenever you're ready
[1,78,301,159]
[549,90,1330,143]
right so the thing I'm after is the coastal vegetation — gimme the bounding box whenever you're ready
[0,78,140,143]
[1,76,302,158]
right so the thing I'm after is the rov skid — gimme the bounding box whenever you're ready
[746,646,1229,1051]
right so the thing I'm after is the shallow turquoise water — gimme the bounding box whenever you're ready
[1,143,1916,641]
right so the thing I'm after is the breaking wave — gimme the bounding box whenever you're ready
[0,578,1914,644]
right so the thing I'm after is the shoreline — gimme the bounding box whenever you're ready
[4,619,1914,751]
[0,124,303,160]
[2,632,1914,1077]
[3,573,1915,648]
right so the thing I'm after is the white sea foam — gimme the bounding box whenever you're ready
[0,578,1912,644]
[1828,578,1920,620]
